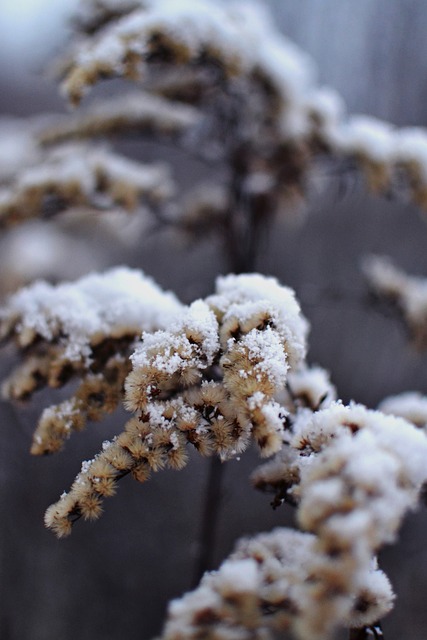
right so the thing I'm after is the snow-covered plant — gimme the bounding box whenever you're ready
[363,255,427,348]
[2,2,427,640]
[3,0,427,281]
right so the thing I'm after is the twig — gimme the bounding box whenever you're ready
[192,455,224,586]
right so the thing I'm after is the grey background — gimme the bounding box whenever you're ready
[1,2,427,639]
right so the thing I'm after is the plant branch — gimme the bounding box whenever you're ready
[192,455,224,586]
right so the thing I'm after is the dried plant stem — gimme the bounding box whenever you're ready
[192,161,268,582]
[192,456,225,586]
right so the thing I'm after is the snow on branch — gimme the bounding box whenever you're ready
[54,0,427,218]
[44,273,308,536]
[252,401,427,639]
[38,272,427,638]
[325,119,427,208]
[61,0,314,124]
[2,5,427,637]
[378,391,427,430]
[75,0,144,34]
[0,143,174,229]
[362,255,427,347]
[0,267,182,453]
[159,528,393,640]
[40,91,201,145]
[0,118,41,183]
[2,264,426,638]
[5,0,427,256]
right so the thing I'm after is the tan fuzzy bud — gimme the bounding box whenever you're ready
[69,475,93,502]
[186,429,213,457]
[31,400,85,455]
[131,461,151,483]
[145,447,166,472]
[88,458,117,480]
[77,375,120,421]
[253,425,283,458]
[102,443,134,472]
[166,442,189,471]
[44,493,78,538]
[44,504,73,539]
[209,418,235,455]
[124,369,157,412]
[199,382,228,406]
[91,476,117,497]
[79,493,103,521]
[124,418,152,440]
[178,366,202,387]
[125,437,151,461]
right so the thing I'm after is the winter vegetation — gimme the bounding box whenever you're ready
[2,1,427,639]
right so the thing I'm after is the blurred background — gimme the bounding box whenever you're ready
[1,1,427,639]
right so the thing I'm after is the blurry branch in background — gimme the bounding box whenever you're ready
[4,0,427,278]
[363,256,427,348]
[39,91,200,144]
[2,0,427,283]
[0,143,174,227]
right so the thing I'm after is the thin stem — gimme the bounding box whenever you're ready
[193,144,274,582]
[192,456,224,586]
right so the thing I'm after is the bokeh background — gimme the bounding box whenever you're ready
[1,1,427,639]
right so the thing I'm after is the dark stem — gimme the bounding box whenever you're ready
[192,150,261,583]
[193,128,279,580]
[193,140,274,582]
[192,456,224,586]
[192,183,241,584]
[223,145,264,273]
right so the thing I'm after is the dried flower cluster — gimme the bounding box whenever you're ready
[163,400,427,640]
[0,138,173,229]
[42,273,308,536]
[0,267,182,454]
[58,0,427,217]
[3,0,427,275]
[2,264,426,639]
[363,255,427,347]
[378,391,427,430]
[159,528,393,640]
